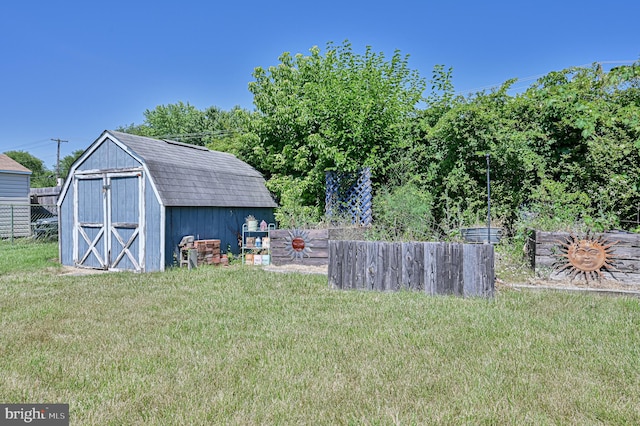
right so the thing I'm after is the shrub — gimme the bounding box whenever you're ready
[370,183,440,241]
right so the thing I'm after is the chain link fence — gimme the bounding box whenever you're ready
[0,204,58,242]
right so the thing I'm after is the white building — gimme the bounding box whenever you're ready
[0,154,32,238]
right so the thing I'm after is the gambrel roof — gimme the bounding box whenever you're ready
[77,130,277,208]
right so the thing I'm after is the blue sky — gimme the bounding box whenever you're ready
[1,0,638,170]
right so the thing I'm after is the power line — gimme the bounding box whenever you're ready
[161,130,237,141]
[2,138,51,152]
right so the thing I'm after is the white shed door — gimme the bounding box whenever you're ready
[73,171,144,271]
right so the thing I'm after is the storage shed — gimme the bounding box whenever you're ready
[57,130,277,272]
[0,154,32,238]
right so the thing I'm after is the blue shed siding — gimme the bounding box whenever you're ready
[164,207,275,267]
[59,187,74,266]
[144,174,162,271]
[77,138,140,171]
[77,178,105,224]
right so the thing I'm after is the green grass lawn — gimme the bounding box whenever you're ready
[1,241,639,424]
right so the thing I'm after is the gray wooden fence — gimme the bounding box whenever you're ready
[527,230,640,284]
[270,228,369,267]
[329,241,495,298]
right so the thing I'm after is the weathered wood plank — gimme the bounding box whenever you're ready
[348,241,357,290]
[402,243,424,290]
[533,231,577,244]
[366,242,377,290]
[271,256,330,267]
[354,241,367,289]
[435,243,449,295]
[609,247,640,259]
[451,244,464,296]
[380,243,389,290]
[534,230,640,247]
[483,245,495,297]
[328,240,339,289]
[463,244,494,297]
[270,247,329,258]
[391,242,402,291]
[463,245,479,297]
[423,242,438,296]
[374,242,385,291]
[341,241,353,289]
[401,243,413,289]
[381,242,401,291]
[413,243,425,291]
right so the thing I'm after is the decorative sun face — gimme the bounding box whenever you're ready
[555,233,618,281]
[284,229,313,260]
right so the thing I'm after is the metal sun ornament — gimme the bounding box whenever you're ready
[554,232,619,282]
[284,228,313,260]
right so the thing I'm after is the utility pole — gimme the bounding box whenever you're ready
[51,138,68,185]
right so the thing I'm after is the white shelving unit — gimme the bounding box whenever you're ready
[241,222,276,265]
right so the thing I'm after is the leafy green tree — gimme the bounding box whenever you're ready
[118,102,254,156]
[245,40,427,220]
[4,150,55,188]
[413,61,640,234]
[515,63,640,229]
[202,106,255,156]
[413,79,539,230]
[120,101,207,145]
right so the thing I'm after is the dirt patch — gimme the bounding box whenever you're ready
[263,264,328,275]
[499,276,640,297]
[516,277,639,291]
[57,266,109,276]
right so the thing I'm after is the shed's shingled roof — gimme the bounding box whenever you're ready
[0,154,32,174]
[108,131,277,208]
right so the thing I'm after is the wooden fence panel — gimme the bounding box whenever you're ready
[270,229,329,267]
[330,241,494,298]
[528,230,640,284]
